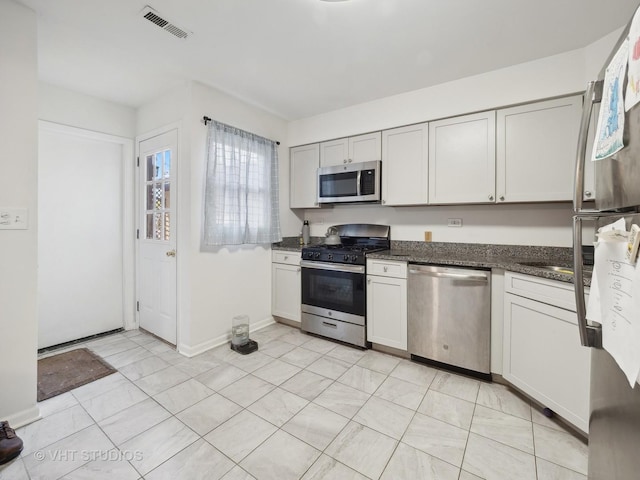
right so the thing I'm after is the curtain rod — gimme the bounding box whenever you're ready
[202,116,280,145]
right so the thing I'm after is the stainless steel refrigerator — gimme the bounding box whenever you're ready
[574,8,640,479]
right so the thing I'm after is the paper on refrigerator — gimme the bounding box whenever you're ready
[588,219,640,386]
[626,5,640,111]
[592,39,628,161]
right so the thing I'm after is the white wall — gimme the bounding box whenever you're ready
[306,203,575,247]
[0,0,39,426]
[39,82,136,138]
[184,81,294,353]
[136,81,296,354]
[287,32,620,246]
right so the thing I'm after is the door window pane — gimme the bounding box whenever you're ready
[154,212,162,240]
[164,182,171,208]
[146,155,154,181]
[154,153,163,180]
[164,151,171,179]
[164,213,170,241]
[144,148,172,242]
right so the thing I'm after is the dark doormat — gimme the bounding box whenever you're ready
[37,348,117,402]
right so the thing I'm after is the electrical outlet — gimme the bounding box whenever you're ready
[0,208,28,230]
[447,218,462,227]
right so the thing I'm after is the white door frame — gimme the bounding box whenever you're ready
[135,122,182,347]
[38,120,136,332]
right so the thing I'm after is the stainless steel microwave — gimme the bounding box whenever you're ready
[317,160,381,204]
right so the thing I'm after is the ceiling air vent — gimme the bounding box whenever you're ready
[141,6,190,39]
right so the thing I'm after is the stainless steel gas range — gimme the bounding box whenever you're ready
[300,224,390,348]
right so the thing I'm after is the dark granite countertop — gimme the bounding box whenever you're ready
[273,238,591,286]
[368,241,590,286]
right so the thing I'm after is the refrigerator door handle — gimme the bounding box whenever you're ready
[574,80,603,214]
[573,214,602,348]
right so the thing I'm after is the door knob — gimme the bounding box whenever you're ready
[166,250,176,257]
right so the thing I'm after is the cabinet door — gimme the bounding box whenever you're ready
[503,293,590,432]
[497,95,582,203]
[428,111,496,204]
[366,275,407,350]
[272,262,301,323]
[382,124,428,206]
[349,132,382,163]
[320,138,349,167]
[290,144,320,209]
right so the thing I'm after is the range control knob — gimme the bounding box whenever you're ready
[343,254,349,261]
[351,255,358,262]
[314,252,320,259]
[327,254,333,260]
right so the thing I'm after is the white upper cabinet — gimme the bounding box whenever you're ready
[381,123,429,206]
[496,95,582,203]
[428,111,496,204]
[319,138,349,167]
[290,144,320,209]
[320,132,381,167]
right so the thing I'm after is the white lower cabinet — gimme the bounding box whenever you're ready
[503,272,590,433]
[271,251,301,324]
[366,260,407,350]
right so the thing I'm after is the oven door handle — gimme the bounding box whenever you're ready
[300,260,365,274]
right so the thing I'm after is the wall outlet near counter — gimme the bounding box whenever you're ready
[0,208,28,230]
[447,218,462,227]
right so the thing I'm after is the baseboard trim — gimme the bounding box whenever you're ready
[177,316,276,357]
[4,405,40,428]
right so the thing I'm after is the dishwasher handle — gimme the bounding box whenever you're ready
[408,266,489,282]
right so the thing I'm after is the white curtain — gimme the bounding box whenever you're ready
[203,120,282,246]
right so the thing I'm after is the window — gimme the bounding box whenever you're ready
[203,120,282,246]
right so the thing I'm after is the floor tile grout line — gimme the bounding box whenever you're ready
[30,325,587,479]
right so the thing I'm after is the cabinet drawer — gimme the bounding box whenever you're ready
[272,251,301,265]
[505,271,586,312]
[367,259,407,278]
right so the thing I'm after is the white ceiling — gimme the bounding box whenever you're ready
[18,0,640,120]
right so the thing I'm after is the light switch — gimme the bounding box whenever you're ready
[0,208,28,230]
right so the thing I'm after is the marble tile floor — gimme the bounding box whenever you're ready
[1,323,588,480]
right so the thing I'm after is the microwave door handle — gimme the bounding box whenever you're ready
[356,170,362,196]
[574,80,602,214]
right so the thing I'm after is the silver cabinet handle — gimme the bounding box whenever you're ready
[488,194,494,201]
[499,195,505,201]
[382,199,386,205]
[166,250,176,257]
[585,191,592,197]
[574,81,602,213]
[367,278,371,284]
[409,268,488,282]
[348,158,353,163]
[322,321,338,329]
[383,266,388,272]
[300,260,365,274]
[343,159,347,164]
[284,256,288,261]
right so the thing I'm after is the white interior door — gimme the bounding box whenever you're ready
[138,130,178,345]
[38,123,133,349]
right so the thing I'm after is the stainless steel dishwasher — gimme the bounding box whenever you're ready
[408,264,491,376]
